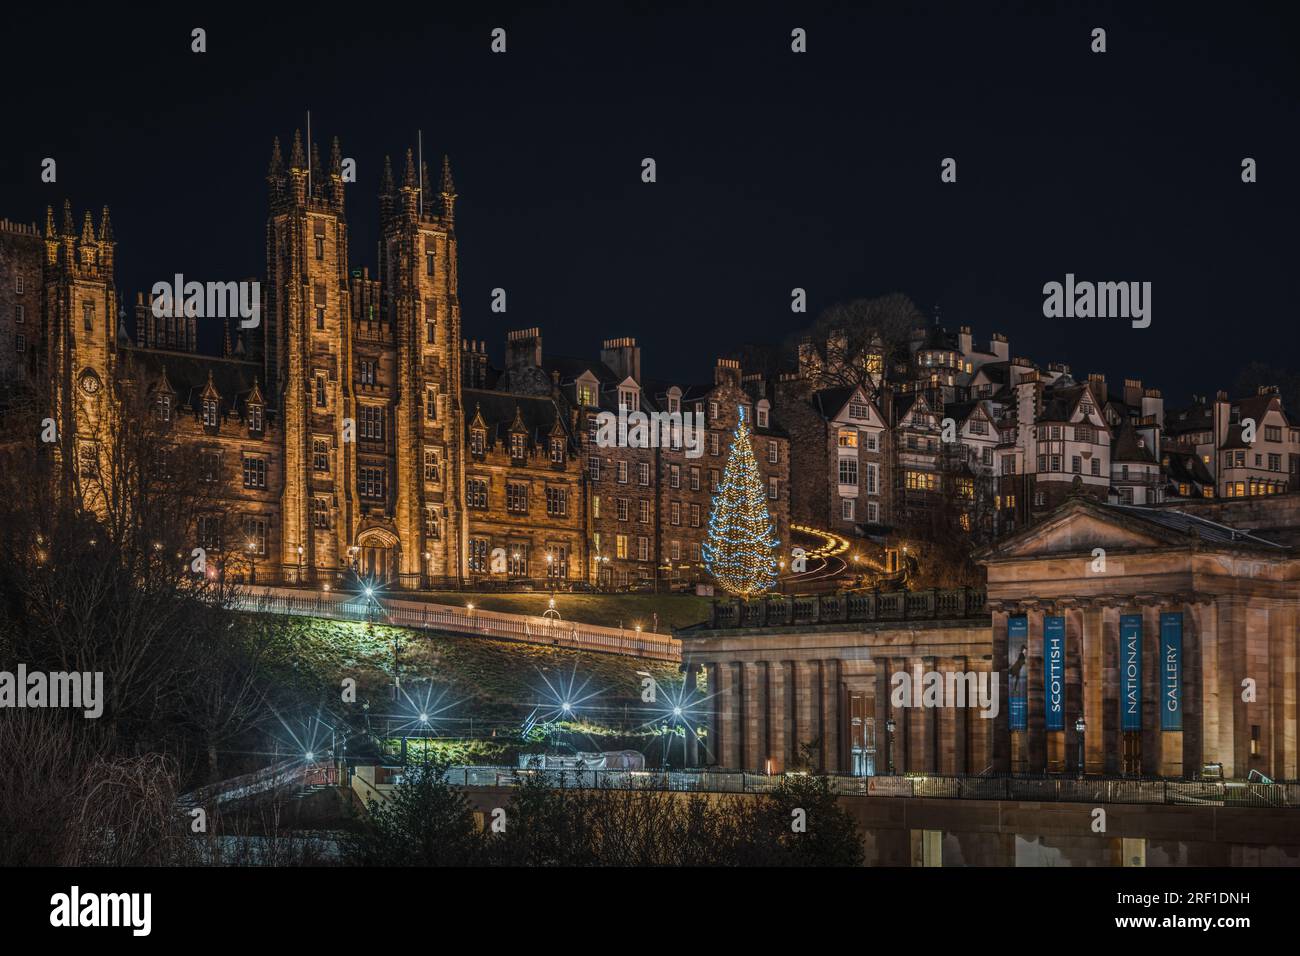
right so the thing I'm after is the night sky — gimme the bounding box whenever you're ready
[4,1,1297,406]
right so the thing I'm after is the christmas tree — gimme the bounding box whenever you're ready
[702,405,780,597]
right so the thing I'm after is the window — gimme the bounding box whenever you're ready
[638,461,650,486]
[424,506,440,538]
[12,333,22,353]
[424,448,441,482]
[82,301,94,333]
[315,235,324,260]
[1050,455,1061,472]
[588,456,601,481]
[361,405,384,441]
[551,438,565,464]
[968,418,988,435]
[670,464,680,489]
[848,401,868,420]
[709,400,719,421]
[690,503,701,527]
[466,478,488,509]
[15,304,24,325]
[1072,456,1081,474]
[1269,453,1282,471]
[1076,425,1094,443]
[768,442,779,464]
[615,535,628,560]
[866,463,878,495]
[690,467,700,491]
[841,498,855,521]
[670,540,681,561]
[638,498,650,523]
[425,251,435,276]
[838,457,858,486]
[709,433,720,456]
[313,440,329,472]
[360,466,385,500]
[617,498,630,521]
[509,433,527,460]
[315,374,326,407]
[469,538,489,573]
[592,496,601,519]
[155,395,170,422]
[471,428,485,456]
[1091,458,1101,476]
[248,403,263,432]
[426,386,438,421]
[1121,464,1130,480]
[671,501,681,525]
[1034,491,1047,508]
[425,300,437,345]
[315,307,325,330]
[905,471,937,492]
[768,477,779,500]
[14,275,24,295]
[577,384,596,407]
[506,482,528,513]
[757,406,769,428]
[546,487,567,517]
[242,457,267,489]
[243,517,268,557]
[710,469,721,491]
[201,450,221,483]
[198,515,221,551]
[1002,456,1016,475]
[546,545,567,579]
[1265,425,1281,442]
[637,536,650,562]
[865,433,878,452]
[618,388,639,413]
[617,461,628,484]
[203,399,220,427]
[359,360,376,386]
[312,497,330,529]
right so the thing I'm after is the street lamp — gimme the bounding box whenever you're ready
[885,717,896,775]
[1075,715,1086,778]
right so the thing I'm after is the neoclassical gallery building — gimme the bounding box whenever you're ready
[680,495,1300,782]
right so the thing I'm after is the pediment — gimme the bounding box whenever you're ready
[982,498,1177,561]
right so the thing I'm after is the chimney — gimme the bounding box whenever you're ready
[1086,373,1108,405]
[600,336,641,383]
[505,327,542,370]
[990,332,1009,361]
[1123,378,1143,409]
[714,357,742,387]
[957,326,973,356]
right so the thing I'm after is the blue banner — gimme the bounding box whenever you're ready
[1160,612,1183,731]
[1120,614,1142,732]
[1008,616,1028,731]
[1045,616,1065,731]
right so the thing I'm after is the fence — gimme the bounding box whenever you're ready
[417,766,1300,808]
[709,587,988,628]
[229,586,682,663]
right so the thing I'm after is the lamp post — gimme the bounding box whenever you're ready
[1075,715,1086,778]
[296,544,303,585]
[885,717,896,775]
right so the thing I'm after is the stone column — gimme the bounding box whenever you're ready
[768,661,787,774]
[1101,605,1121,775]
[1158,604,1185,779]
[1276,600,1298,781]
[923,655,939,772]
[794,659,818,766]
[742,661,763,772]
[1063,607,1083,774]
[821,659,841,773]
[1026,609,1046,772]
[1218,597,1247,777]
[1081,604,1105,773]
[1181,602,1205,775]
[716,662,739,770]
[990,610,1010,773]
[876,657,895,774]
[1140,602,1163,777]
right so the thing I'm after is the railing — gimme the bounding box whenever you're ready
[230,586,681,662]
[708,588,988,629]
[429,766,1300,808]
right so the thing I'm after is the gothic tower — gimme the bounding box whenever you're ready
[266,130,353,581]
[379,148,465,587]
[43,200,118,510]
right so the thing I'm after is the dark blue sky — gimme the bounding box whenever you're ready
[4,1,1296,405]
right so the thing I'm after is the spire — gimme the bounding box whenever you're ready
[380,154,395,194]
[420,161,433,213]
[440,154,456,196]
[289,129,306,169]
[99,205,114,243]
[45,205,55,237]
[268,136,284,179]
[62,199,75,236]
[310,141,323,194]
[402,148,417,190]
[80,210,96,246]
[330,136,342,177]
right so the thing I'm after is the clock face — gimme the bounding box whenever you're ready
[80,373,100,395]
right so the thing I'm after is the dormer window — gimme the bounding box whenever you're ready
[202,399,219,427]
[550,438,565,464]
[510,433,526,459]
[248,403,263,432]
[157,395,171,422]
[578,384,596,407]
[619,387,639,413]
[471,428,486,455]
[757,401,769,428]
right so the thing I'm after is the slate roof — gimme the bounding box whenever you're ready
[464,388,575,450]
[1110,504,1289,550]
[119,347,270,421]
[1112,421,1157,463]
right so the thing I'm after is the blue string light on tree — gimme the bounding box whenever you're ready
[702,405,780,597]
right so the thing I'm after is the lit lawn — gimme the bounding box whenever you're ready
[418,591,712,633]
